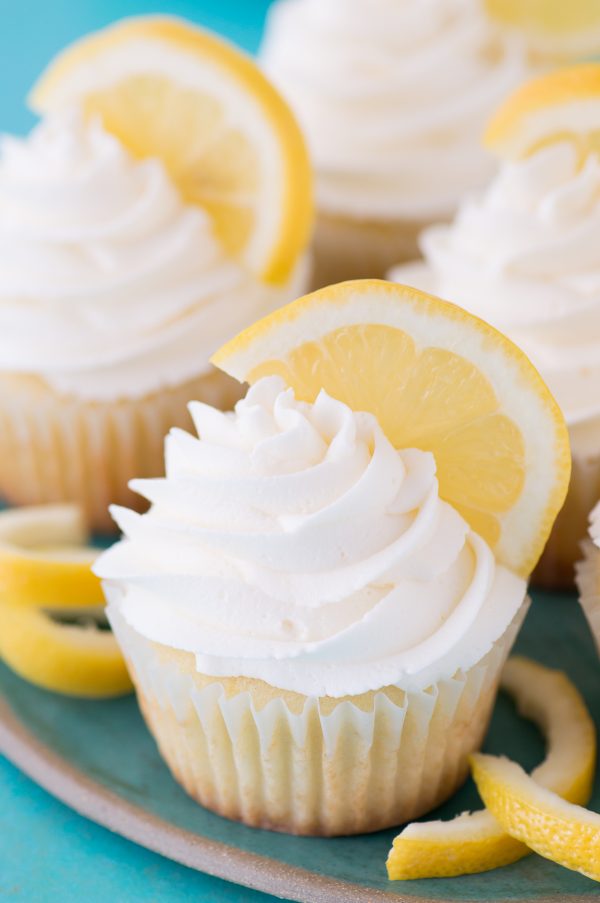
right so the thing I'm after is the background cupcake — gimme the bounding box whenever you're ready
[261,0,532,286]
[96,280,569,836]
[0,16,312,531]
[391,65,600,588]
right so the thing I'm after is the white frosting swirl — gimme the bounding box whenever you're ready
[392,141,600,431]
[96,376,526,697]
[261,0,530,220]
[0,112,304,401]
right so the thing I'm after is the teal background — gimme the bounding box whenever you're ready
[0,0,273,134]
[0,3,277,900]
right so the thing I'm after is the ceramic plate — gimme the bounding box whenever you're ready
[0,591,598,903]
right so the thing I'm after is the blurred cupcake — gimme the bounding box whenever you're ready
[261,0,531,286]
[391,64,600,588]
[96,280,569,835]
[0,16,312,531]
[576,502,600,654]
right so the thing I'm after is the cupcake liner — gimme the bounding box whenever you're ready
[310,210,434,289]
[576,539,600,656]
[0,369,242,532]
[109,597,528,836]
[533,448,600,590]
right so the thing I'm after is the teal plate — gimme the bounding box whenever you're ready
[0,591,598,903]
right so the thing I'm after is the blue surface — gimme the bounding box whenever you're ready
[0,756,268,902]
[0,3,279,900]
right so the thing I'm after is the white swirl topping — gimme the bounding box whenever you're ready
[392,141,600,430]
[261,0,530,220]
[0,112,303,401]
[96,376,526,697]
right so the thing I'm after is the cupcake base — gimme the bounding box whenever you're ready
[533,444,600,590]
[310,210,432,290]
[0,369,242,533]
[109,600,527,836]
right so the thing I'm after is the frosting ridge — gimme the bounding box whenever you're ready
[261,0,530,220]
[0,111,303,400]
[96,376,526,697]
[392,140,600,428]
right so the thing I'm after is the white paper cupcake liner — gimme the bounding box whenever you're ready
[109,597,528,836]
[534,448,600,590]
[0,369,242,532]
[310,210,435,289]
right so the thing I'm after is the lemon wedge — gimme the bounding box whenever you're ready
[0,505,131,698]
[485,64,600,161]
[30,15,312,284]
[471,753,600,882]
[213,279,570,576]
[485,0,600,61]
[0,505,104,609]
[0,604,132,698]
[387,657,596,879]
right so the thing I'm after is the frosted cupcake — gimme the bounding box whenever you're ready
[96,279,569,835]
[0,17,312,531]
[391,65,600,587]
[260,0,531,286]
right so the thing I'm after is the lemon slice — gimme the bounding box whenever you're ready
[0,604,132,698]
[485,0,600,61]
[29,15,312,284]
[213,279,570,576]
[0,505,104,609]
[485,64,600,161]
[471,753,600,882]
[387,657,596,879]
[0,505,131,697]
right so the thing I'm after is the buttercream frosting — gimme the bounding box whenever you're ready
[392,140,600,430]
[0,111,305,401]
[261,0,530,220]
[96,376,526,697]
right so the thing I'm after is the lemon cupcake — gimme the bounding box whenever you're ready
[96,280,569,836]
[391,65,600,588]
[0,16,312,532]
[260,0,533,286]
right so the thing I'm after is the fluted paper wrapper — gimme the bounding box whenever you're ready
[534,449,600,590]
[310,210,436,289]
[0,370,242,533]
[576,539,600,656]
[109,598,528,836]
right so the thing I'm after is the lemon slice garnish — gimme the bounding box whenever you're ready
[0,505,104,609]
[29,15,312,285]
[0,505,131,698]
[0,604,131,699]
[471,750,600,882]
[485,64,600,162]
[213,279,570,577]
[387,657,596,879]
[485,0,600,61]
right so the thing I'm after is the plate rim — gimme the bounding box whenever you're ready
[0,690,592,903]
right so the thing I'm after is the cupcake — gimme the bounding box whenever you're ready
[576,502,600,655]
[96,279,569,835]
[391,64,600,588]
[0,16,312,531]
[260,0,532,286]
